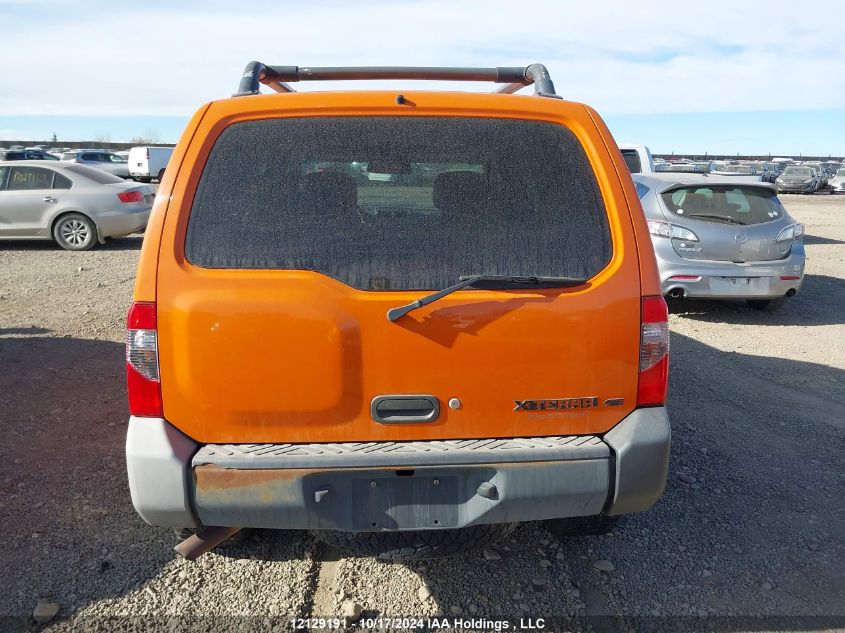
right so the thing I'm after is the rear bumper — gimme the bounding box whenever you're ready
[657,243,805,299]
[94,208,151,237]
[125,408,670,531]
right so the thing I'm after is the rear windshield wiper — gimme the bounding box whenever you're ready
[687,214,747,225]
[386,274,585,322]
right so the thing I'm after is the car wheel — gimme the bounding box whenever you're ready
[53,213,97,251]
[746,297,787,312]
[310,523,515,561]
[544,514,621,538]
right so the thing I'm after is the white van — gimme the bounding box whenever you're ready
[128,146,175,183]
[618,144,655,174]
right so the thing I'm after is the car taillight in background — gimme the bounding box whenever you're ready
[126,301,162,416]
[117,191,144,203]
[775,223,805,243]
[647,220,698,242]
[638,296,669,407]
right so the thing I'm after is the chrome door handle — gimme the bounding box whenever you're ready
[43,197,57,203]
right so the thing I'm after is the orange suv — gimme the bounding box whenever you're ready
[125,63,671,559]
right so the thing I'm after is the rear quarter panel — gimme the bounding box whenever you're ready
[133,105,211,302]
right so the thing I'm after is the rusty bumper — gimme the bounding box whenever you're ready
[126,409,670,531]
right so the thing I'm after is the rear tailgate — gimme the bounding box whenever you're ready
[155,94,643,444]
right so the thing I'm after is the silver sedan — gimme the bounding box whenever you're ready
[0,160,154,250]
[633,173,805,311]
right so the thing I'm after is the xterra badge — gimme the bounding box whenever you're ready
[514,397,599,411]
[513,397,624,411]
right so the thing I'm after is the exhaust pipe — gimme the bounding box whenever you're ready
[174,526,241,561]
[667,288,685,299]
[785,288,797,297]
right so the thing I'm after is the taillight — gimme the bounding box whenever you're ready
[126,302,162,417]
[638,296,669,407]
[647,220,699,242]
[117,191,144,203]
[775,223,805,243]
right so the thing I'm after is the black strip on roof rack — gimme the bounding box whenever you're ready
[234,62,557,98]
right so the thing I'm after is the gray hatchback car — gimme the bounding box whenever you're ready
[633,173,805,311]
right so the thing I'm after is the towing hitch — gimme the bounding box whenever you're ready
[173,526,241,561]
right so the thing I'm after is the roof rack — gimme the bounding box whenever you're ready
[234,62,559,98]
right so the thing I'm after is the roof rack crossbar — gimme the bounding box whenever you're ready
[234,62,557,97]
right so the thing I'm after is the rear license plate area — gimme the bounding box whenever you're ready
[711,276,769,293]
[352,475,459,530]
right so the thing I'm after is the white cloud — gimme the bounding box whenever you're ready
[0,0,843,116]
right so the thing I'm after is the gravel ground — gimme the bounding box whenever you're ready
[1,193,843,631]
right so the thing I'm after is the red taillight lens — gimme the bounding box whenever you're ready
[779,275,801,281]
[117,191,144,203]
[126,302,162,417]
[638,296,669,407]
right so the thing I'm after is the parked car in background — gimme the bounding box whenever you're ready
[0,160,154,250]
[1,149,60,161]
[710,164,762,181]
[742,162,779,183]
[776,165,821,194]
[802,162,827,188]
[128,146,174,182]
[61,150,130,178]
[764,162,784,176]
[618,144,655,173]
[821,161,840,176]
[827,168,845,194]
[663,161,711,174]
[633,173,804,311]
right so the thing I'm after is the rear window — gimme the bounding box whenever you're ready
[661,186,784,226]
[620,149,641,173]
[186,117,612,290]
[783,166,812,178]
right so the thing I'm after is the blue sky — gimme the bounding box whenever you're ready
[1,0,844,155]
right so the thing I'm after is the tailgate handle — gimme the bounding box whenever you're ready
[371,395,440,424]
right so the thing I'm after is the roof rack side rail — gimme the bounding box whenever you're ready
[234,62,558,98]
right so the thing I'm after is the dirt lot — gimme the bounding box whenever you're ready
[1,194,843,631]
